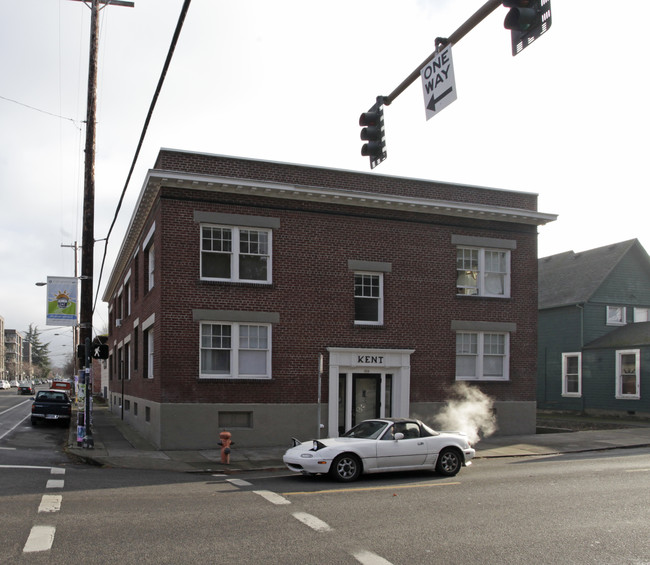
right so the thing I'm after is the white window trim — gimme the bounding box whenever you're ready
[146,328,154,379]
[199,321,272,380]
[354,271,384,326]
[606,305,626,326]
[616,349,640,400]
[456,246,511,298]
[200,224,272,284]
[634,307,650,322]
[455,331,510,381]
[561,352,582,398]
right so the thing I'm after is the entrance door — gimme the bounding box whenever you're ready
[352,374,381,427]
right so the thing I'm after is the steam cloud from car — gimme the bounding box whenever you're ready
[433,383,497,444]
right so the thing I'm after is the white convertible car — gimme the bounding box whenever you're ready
[283,418,475,482]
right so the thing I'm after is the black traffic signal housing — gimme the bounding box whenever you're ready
[359,99,387,169]
[503,0,552,56]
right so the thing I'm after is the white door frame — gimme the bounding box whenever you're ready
[326,347,415,437]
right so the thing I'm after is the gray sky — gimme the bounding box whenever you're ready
[1,1,648,364]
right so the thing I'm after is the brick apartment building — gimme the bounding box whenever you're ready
[102,149,556,449]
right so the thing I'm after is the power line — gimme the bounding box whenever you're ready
[92,0,192,313]
[0,94,82,129]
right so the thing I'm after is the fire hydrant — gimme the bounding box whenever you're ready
[218,431,233,464]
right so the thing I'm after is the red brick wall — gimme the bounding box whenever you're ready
[109,153,540,406]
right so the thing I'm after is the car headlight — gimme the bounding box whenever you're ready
[312,440,326,451]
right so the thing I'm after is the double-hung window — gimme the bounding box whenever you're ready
[354,272,383,325]
[456,247,510,297]
[455,331,509,381]
[201,225,271,283]
[616,349,640,399]
[200,322,271,379]
[562,352,582,397]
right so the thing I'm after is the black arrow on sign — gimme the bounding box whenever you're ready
[427,87,453,112]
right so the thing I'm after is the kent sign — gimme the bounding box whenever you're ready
[421,44,457,121]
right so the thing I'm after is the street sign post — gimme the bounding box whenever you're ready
[421,44,457,121]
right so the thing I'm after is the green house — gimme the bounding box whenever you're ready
[538,239,650,416]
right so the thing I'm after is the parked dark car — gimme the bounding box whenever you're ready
[18,384,35,395]
[31,390,72,426]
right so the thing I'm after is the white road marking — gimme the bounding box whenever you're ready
[23,525,56,553]
[46,479,65,489]
[38,495,62,513]
[51,467,66,475]
[253,490,291,505]
[226,478,251,487]
[292,512,332,532]
[352,549,395,565]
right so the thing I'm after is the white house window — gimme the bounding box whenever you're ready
[634,307,650,322]
[354,273,383,325]
[606,305,626,326]
[147,243,155,291]
[200,322,271,379]
[144,328,154,379]
[616,349,640,399]
[456,247,510,297]
[562,352,582,397]
[201,225,271,283]
[455,331,509,381]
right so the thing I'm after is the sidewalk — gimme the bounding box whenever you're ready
[65,404,650,474]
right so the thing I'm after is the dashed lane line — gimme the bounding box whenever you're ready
[352,549,395,565]
[292,512,332,532]
[23,526,56,553]
[38,495,62,513]
[253,490,291,505]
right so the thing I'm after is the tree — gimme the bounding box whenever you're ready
[24,325,51,379]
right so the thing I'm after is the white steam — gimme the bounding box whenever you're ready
[433,383,497,444]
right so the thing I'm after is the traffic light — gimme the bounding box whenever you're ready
[359,100,386,169]
[503,0,552,56]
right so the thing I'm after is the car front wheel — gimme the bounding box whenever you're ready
[436,448,462,476]
[330,453,361,482]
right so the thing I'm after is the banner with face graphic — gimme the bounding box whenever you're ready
[46,276,78,327]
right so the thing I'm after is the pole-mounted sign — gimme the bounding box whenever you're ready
[420,44,457,121]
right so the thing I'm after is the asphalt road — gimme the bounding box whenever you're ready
[1,398,649,565]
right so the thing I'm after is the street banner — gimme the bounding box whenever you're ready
[46,276,78,327]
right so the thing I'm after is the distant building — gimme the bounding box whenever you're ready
[538,239,650,416]
[4,329,24,380]
[0,316,5,379]
[103,150,556,449]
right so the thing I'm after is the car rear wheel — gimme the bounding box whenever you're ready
[330,453,361,482]
[436,448,462,476]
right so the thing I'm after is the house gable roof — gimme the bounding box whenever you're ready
[538,239,643,310]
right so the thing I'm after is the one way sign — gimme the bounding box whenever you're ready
[421,44,457,120]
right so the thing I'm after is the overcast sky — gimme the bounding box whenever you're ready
[1,1,649,365]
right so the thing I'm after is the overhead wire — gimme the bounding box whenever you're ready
[92,0,192,315]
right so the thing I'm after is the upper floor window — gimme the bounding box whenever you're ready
[456,331,509,381]
[634,307,650,322]
[354,272,383,325]
[200,322,271,379]
[201,225,271,283]
[607,305,626,326]
[456,247,510,297]
[616,349,640,399]
[562,352,582,397]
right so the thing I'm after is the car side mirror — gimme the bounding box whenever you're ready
[394,432,404,440]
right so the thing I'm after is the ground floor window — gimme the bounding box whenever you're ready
[616,349,640,399]
[562,352,582,397]
[200,322,271,379]
[455,331,509,381]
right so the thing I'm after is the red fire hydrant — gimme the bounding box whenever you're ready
[218,431,233,464]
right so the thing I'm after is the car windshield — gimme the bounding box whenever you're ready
[342,420,388,439]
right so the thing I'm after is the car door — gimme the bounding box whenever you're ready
[375,423,428,469]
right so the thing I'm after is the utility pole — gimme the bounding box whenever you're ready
[70,0,134,447]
